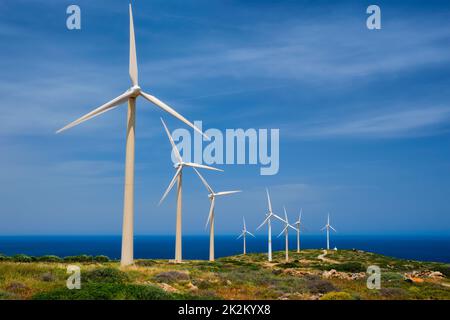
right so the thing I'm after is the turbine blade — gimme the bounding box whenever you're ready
[243,216,246,231]
[129,4,138,86]
[237,232,243,240]
[158,166,182,205]
[205,197,215,229]
[277,226,287,238]
[266,188,273,213]
[272,213,286,224]
[330,226,337,232]
[184,162,223,172]
[288,224,297,231]
[283,206,288,223]
[140,91,209,140]
[320,225,327,231]
[192,167,214,194]
[247,231,256,237]
[56,91,131,133]
[215,190,241,197]
[256,215,270,230]
[160,118,182,163]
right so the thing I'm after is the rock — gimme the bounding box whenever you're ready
[428,271,444,279]
[278,293,291,300]
[186,282,198,291]
[404,274,424,283]
[351,272,366,280]
[157,282,179,293]
[226,280,232,286]
[322,269,338,279]
[404,270,444,282]
[322,269,365,281]
[283,268,316,277]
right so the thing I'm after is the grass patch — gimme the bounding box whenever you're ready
[32,283,195,300]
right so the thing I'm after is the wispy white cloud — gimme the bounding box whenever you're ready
[139,17,450,86]
[286,106,450,139]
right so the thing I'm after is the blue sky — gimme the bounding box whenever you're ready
[1,0,450,236]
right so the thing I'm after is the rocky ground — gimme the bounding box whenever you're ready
[0,249,449,300]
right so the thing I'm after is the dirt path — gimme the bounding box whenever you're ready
[317,250,340,264]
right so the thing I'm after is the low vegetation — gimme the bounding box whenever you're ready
[0,250,449,300]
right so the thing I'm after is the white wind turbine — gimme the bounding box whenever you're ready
[256,189,285,262]
[293,208,305,253]
[56,4,207,266]
[277,206,296,261]
[193,168,241,262]
[237,217,255,255]
[159,118,221,263]
[321,213,337,250]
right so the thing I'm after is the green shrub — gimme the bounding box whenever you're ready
[84,267,129,284]
[12,254,34,263]
[63,255,94,263]
[305,278,336,294]
[93,255,110,263]
[0,254,10,261]
[320,291,354,300]
[432,265,450,277]
[135,260,157,267]
[154,271,190,283]
[276,262,300,269]
[36,255,62,262]
[0,291,15,299]
[331,262,366,273]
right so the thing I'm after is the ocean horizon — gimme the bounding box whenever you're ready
[1,234,449,263]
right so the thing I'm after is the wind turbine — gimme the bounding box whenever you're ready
[321,213,337,250]
[256,189,285,262]
[293,208,304,253]
[237,217,255,255]
[159,118,221,263]
[56,4,208,267]
[193,168,241,262]
[277,207,296,261]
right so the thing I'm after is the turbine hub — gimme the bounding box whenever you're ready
[129,85,141,97]
[174,162,183,168]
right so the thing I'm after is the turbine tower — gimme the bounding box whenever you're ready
[56,4,207,266]
[277,206,296,261]
[193,168,241,262]
[237,217,255,255]
[293,208,304,253]
[159,119,221,263]
[256,189,284,262]
[321,213,337,250]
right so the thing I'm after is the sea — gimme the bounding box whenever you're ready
[0,235,449,263]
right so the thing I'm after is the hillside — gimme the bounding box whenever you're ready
[1,249,449,300]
